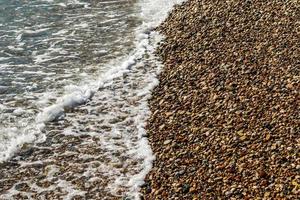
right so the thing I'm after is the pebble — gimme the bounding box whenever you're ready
[163,139,172,145]
[142,0,300,199]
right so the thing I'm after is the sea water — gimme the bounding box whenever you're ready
[0,0,185,199]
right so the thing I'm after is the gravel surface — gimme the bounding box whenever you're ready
[142,0,299,199]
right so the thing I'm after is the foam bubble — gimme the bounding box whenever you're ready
[36,104,64,123]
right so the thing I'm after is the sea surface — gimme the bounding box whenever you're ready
[0,0,184,198]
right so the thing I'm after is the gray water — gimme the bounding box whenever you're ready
[0,0,140,160]
[0,0,139,97]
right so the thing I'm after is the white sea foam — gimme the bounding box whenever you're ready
[36,86,95,123]
[0,0,186,198]
[0,126,44,162]
[13,108,26,116]
[36,104,65,123]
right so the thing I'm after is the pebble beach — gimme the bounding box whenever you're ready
[142,0,299,199]
[0,0,299,199]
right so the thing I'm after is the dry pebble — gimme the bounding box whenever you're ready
[142,0,299,199]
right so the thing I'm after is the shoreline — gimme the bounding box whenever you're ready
[0,1,186,199]
[142,0,299,199]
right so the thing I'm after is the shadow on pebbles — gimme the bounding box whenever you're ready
[142,0,299,199]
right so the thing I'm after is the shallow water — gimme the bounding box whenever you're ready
[0,0,140,161]
[0,0,186,198]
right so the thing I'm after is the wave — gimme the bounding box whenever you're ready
[0,0,186,199]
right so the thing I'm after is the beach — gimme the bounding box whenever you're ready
[0,0,299,199]
[142,0,299,199]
